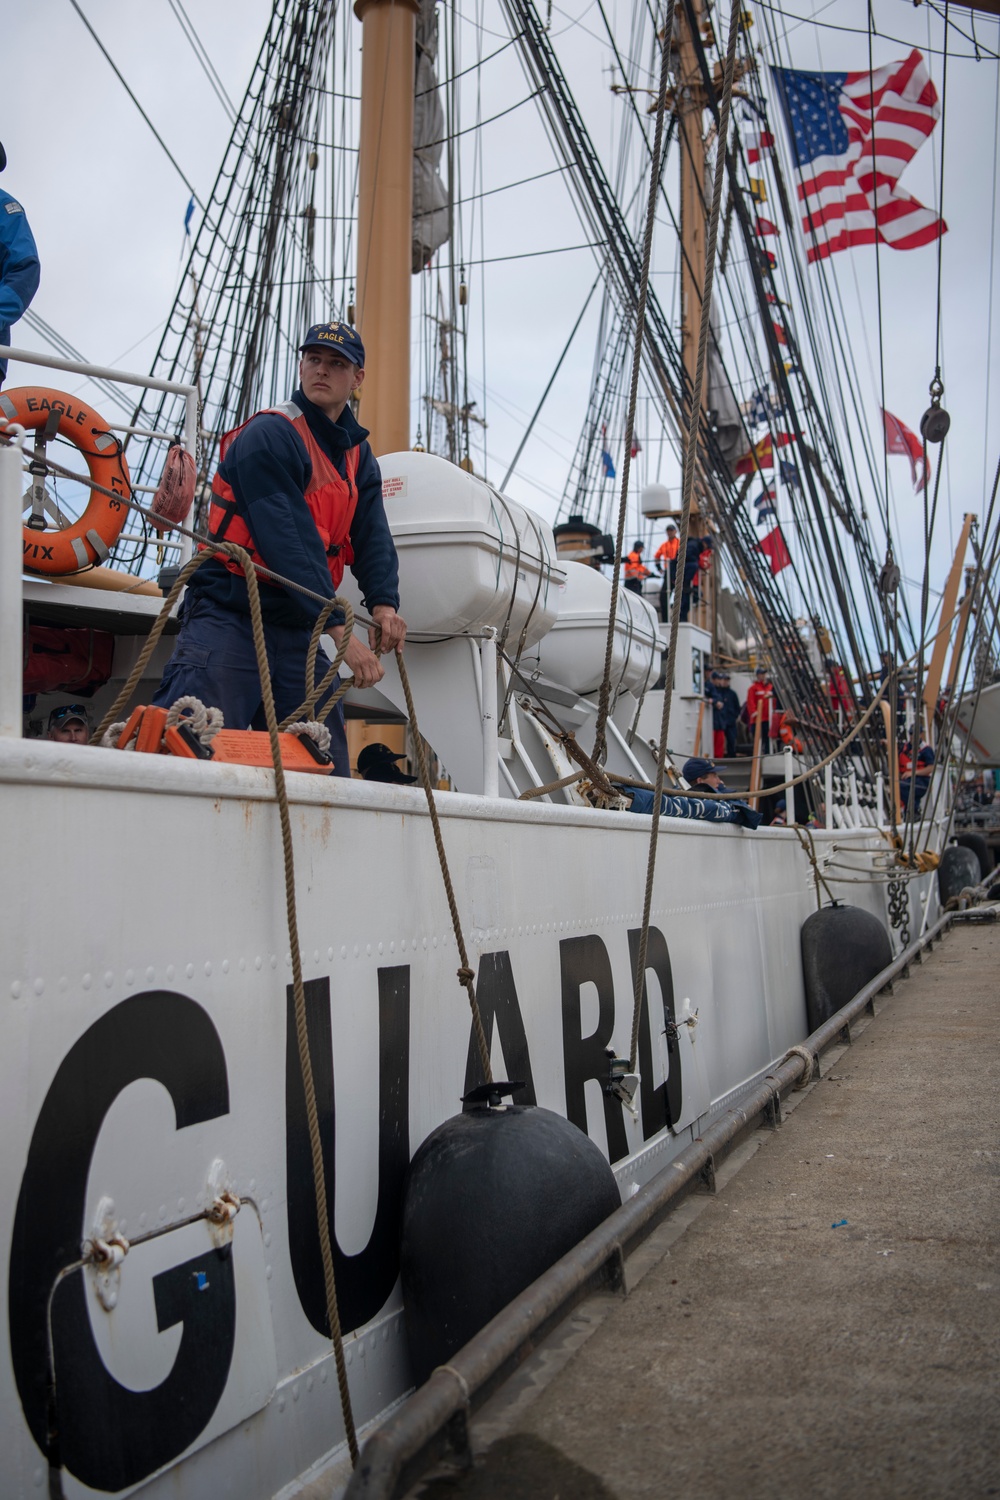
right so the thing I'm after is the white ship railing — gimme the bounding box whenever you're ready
[0,344,199,559]
[0,435,23,737]
[0,344,200,741]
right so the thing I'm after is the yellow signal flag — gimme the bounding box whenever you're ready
[740,9,754,29]
[749,178,767,203]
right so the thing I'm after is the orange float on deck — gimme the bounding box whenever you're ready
[2,386,131,575]
[111,706,335,774]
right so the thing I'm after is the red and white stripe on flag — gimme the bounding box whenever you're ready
[778,50,946,264]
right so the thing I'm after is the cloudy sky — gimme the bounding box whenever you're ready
[4,0,998,635]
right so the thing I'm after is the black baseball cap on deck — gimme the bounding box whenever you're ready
[357,742,416,783]
[299,321,365,367]
[682,756,719,782]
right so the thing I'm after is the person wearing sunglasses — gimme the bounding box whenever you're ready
[46,704,90,744]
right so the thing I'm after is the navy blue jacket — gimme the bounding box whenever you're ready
[190,387,400,628]
[682,535,710,585]
[0,189,40,378]
[708,684,740,730]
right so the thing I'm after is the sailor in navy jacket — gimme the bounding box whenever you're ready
[154,324,406,775]
[0,144,41,382]
[188,386,400,631]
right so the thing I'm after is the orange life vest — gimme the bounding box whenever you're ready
[205,400,360,591]
[655,537,679,563]
[625,550,649,580]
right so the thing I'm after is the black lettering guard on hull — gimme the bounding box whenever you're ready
[285,968,411,1336]
[9,992,234,1491]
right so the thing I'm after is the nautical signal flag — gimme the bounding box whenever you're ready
[755,217,779,238]
[754,484,776,522]
[600,425,616,480]
[779,458,801,488]
[749,178,768,203]
[759,249,777,271]
[770,49,946,264]
[746,388,771,427]
[747,130,775,165]
[758,525,792,574]
[772,320,788,346]
[882,407,929,491]
[735,431,793,475]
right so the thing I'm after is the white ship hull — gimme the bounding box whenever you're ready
[0,740,934,1498]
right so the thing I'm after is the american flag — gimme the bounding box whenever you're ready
[771,49,946,264]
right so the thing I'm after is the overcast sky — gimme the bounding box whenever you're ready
[4,0,998,637]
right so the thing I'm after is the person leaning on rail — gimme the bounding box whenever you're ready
[153,321,406,775]
[620,756,762,829]
[0,141,41,388]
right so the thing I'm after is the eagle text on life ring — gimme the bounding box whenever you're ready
[3,387,130,575]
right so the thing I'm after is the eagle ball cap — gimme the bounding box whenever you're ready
[299,321,365,367]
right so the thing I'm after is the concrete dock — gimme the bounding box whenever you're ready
[416,922,1000,1500]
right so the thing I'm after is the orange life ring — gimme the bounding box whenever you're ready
[2,386,130,575]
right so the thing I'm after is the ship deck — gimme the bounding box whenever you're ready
[409,920,1000,1500]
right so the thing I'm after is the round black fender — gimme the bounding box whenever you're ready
[953,832,993,880]
[800,903,892,1033]
[401,1101,620,1386]
[938,844,982,905]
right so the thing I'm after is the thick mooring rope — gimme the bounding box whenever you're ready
[629,0,744,1074]
[591,0,678,768]
[394,651,493,1085]
[88,546,355,748]
[87,546,360,1464]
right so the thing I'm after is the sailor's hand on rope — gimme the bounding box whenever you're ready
[371,604,407,655]
[342,633,385,688]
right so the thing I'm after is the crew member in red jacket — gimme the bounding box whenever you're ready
[746,666,773,751]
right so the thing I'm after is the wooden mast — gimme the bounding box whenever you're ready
[354,0,420,455]
[922,511,974,721]
[675,0,710,626]
[676,0,706,422]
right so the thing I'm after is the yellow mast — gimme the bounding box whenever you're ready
[677,1,706,415]
[675,0,711,628]
[923,512,974,720]
[354,0,420,455]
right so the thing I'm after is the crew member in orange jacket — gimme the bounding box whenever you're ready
[654,523,679,620]
[624,540,651,594]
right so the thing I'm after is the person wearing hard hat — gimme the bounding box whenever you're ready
[0,142,40,387]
